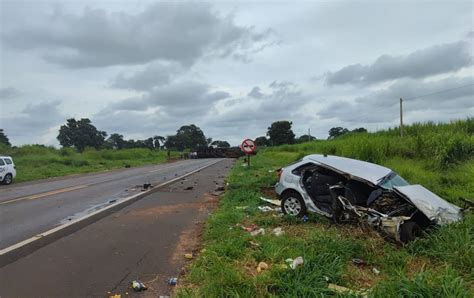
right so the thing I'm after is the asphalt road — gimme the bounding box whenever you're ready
[0,158,233,297]
[0,158,222,250]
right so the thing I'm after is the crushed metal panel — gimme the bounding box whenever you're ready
[306,154,392,185]
[395,185,462,225]
[379,216,409,243]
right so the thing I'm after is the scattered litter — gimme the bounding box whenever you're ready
[249,240,260,247]
[250,228,265,236]
[258,206,274,212]
[108,199,117,204]
[272,227,284,236]
[242,163,248,167]
[235,206,249,210]
[328,283,366,296]
[278,264,288,270]
[159,296,170,298]
[259,196,281,206]
[290,256,304,270]
[168,277,178,286]
[324,276,330,282]
[184,186,194,190]
[285,258,293,264]
[240,224,258,232]
[268,170,274,173]
[372,267,380,275]
[257,262,269,273]
[303,215,309,222]
[142,183,152,190]
[352,258,367,267]
[109,295,121,298]
[184,253,193,259]
[215,186,225,191]
[131,280,147,292]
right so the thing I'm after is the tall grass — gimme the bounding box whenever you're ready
[0,144,179,183]
[268,118,474,168]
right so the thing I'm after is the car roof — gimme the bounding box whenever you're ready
[0,156,12,158]
[304,154,392,185]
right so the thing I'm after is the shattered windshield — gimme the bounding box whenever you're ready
[378,172,409,190]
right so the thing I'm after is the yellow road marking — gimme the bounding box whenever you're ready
[0,185,88,206]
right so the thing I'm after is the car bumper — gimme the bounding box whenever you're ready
[275,182,285,196]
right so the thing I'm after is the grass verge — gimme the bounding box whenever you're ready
[0,145,180,183]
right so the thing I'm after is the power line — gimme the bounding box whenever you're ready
[405,83,474,100]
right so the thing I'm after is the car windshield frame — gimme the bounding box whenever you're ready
[377,172,410,190]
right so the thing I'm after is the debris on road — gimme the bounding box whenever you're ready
[256,261,269,273]
[258,206,274,212]
[184,253,193,259]
[272,227,284,236]
[260,196,280,206]
[184,186,194,190]
[168,277,178,286]
[142,183,152,190]
[328,283,367,296]
[287,256,304,269]
[249,240,260,247]
[131,280,147,292]
[352,258,367,267]
[250,228,265,236]
[372,267,380,275]
[303,215,309,222]
[215,186,225,191]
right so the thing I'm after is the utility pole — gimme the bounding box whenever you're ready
[400,98,404,137]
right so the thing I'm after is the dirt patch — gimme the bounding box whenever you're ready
[343,263,383,290]
[406,256,434,278]
[260,186,280,200]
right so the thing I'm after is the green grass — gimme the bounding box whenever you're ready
[0,145,180,183]
[177,120,474,297]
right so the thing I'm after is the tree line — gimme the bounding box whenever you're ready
[254,121,367,147]
[0,119,366,150]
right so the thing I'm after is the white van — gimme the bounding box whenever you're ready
[0,155,16,185]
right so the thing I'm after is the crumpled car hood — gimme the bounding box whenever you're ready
[394,185,462,225]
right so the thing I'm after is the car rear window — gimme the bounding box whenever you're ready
[291,162,314,175]
[4,158,12,165]
[0,159,5,166]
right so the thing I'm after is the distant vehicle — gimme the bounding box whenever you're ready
[0,155,16,185]
[275,154,462,243]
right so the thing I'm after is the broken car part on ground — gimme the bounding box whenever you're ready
[275,154,464,243]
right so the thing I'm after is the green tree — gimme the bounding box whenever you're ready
[255,136,270,147]
[211,140,231,148]
[153,135,166,149]
[352,127,368,133]
[106,133,126,149]
[328,127,349,139]
[0,129,11,146]
[57,118,107,151]
[165,124,207,151]
[267,121,295,145]
[295,135,316,143]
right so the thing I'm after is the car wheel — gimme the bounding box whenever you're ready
[281,191,307,217]
[400,221,421,243]
[3,173,13,185]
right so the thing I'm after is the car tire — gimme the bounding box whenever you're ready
[400,221,421,243]
[281,191,307,217]
[3,173,13,185]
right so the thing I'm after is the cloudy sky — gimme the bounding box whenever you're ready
[1,0,473,146]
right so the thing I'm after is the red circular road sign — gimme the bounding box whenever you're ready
[241,139,257,154]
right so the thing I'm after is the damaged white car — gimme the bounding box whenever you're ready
[275,154,463,243]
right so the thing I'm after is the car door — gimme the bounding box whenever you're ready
[0,158,6,179]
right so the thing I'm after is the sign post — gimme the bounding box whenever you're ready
[241,139,257,167]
